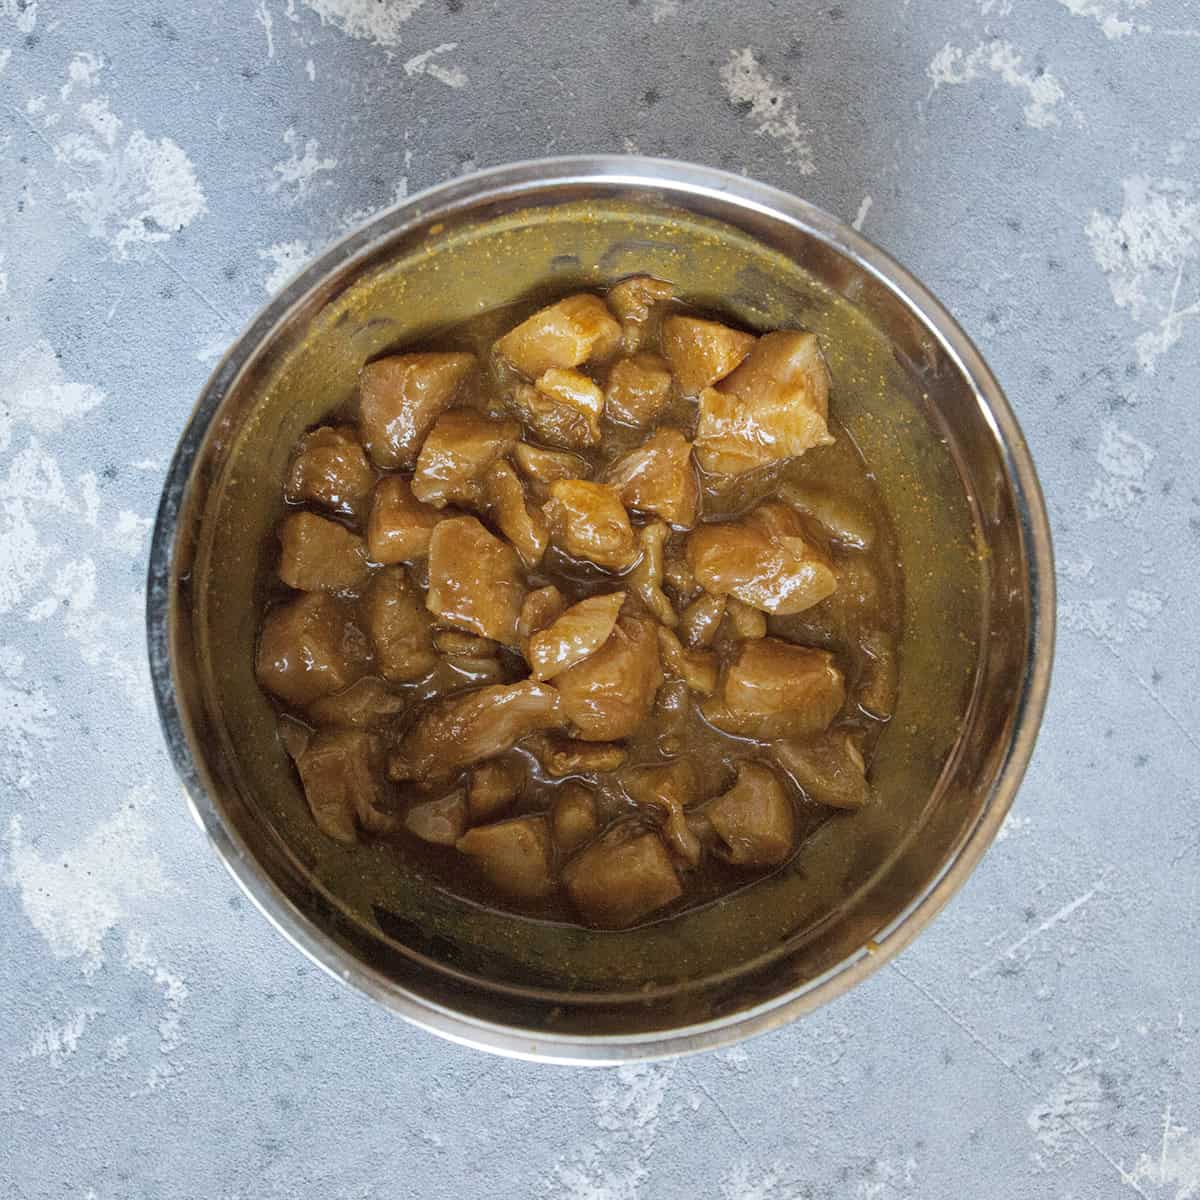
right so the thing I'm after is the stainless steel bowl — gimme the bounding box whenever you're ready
[147,156,1054,1063]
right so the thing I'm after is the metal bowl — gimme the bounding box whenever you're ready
[147,156,1054,1063]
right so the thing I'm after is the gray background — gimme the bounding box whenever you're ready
[2,1,1198,1196]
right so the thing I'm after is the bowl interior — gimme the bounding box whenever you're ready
[161,180,1034,1049]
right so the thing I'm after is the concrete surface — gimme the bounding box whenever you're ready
[2,2,1199,1197]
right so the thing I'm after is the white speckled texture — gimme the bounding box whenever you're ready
[1,2,1197,1195]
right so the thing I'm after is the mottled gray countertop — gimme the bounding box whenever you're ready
[2,1,1198,1196]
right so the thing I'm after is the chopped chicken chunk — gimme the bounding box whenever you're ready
[360,567,437,683]
[485,459,549,568]
[702,638,845,739]
[627,521,677,627]
[517,584,568,647]
[405,790,469,845]
[663,549,700,603]
[296,729,401,843]
[278,511,369,593]
[603,428,699,529]
[772,733,869,810]
[661,315,755,396]
[467,756,527,822]
[563,824,682,928]
[703,762,795,866]
[426,516,526,644]
[306,677,406,728]
[527,592,626,681]
[543,479,638,571]
[257,593,372,706]
[604,353,674,427]
[679,592,725,648]
[359,352,476,469]
[366,476,439,564]
[285,425,374,520]
[509,369,604,449]
[724,595,767,639]
[607,275,674,351]
[551,783,600,854]
[778,482,876,551]
[656,626,718,696]
[620,759,702,865]
[457,815,557,900]
[694,331,834,475]
[512,441,593,486]
[524,733,628,777]
[554,615,663,741]
[686,503,837,615]
[494,293,621,378]
[411,409,520,508]
[390,680,563,783]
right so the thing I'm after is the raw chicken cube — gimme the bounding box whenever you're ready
[517,584,568,645]
[693,331,834,475]
[603,427,699,529]
[494,293,621,378]
[360,565,437,682]
[285,425,374,520]
[702,638,845,740]
[607,275,674,351]
[257,592,372,706]
[660,315,755,396]
[772,733,869,810]
[526,592,626,681]
[365,476,440,564]
[359,352,476,469]
[426,515,527,644]
[390,680,563,783]
[278,511,369,593]
[523,733,628,777]
[306,677,406,728]
[679,592,725,648]
[512,441,593,486]
[627,521,678,627]
[604,353,674,427]
[620,759,702,865]
[456,815,557,900]
[655,626,718,697]
[543,479,638,571]
[723,595,767,639]
[467,756,527,822]
[295,729,401,843]
[405,790,469,845]
[554,615,663,741]
[550,783,599,853]
[562,824,682,928]
[509,369,605,449]
[703,762,795,866]
[411,409,520,508]
[485,459,549,568]
[778,481,876,551]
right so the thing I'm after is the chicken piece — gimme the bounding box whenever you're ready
[857,629,898,721]
[627,521,677,627]
[693,331,834,476]
[653,678,692,743]
[365,476,440,564]
[467,756,527,822]
[456,815,557,900]
[685,504,837,615]
[257,593,372,706]
[777,482,876,551]
[702,638,845,740]
[554,615,663,741]
[607,275,674,351]
[550,783,600,854]
[526,591,626,681]
[603,428,699,529]
[360,566,437,683]
[426,516,526,644]
[485,459,549,568]
[306,677,406,728]
[604,353,674,427]
[509,369,604,450]
[703,762,795,866]
[656,626,718,697]
[278,511,369,593]
[411,409,520,509]
[662,550,700,603]
[620,759,702,865]
[285,425,374,520]
[517,584,568,645]
[359,352,477,470]
[434,629,498,657]
[543,479,638,571]
[724,595,767,639]
[660,315,755,396]
[277,714,312,762]
[295,729,401,844]
[512,441,593,487]
[562,824,682,928]
[679,592,725,648]
[524,733,628,777]
[494,293,621,378]
[390,680,563,783]
[772,733,869,810]
[405,790,469,845]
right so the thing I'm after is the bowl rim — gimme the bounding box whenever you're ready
[147,154,1055,1064]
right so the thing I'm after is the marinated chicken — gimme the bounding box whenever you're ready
[257,281,901,928]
